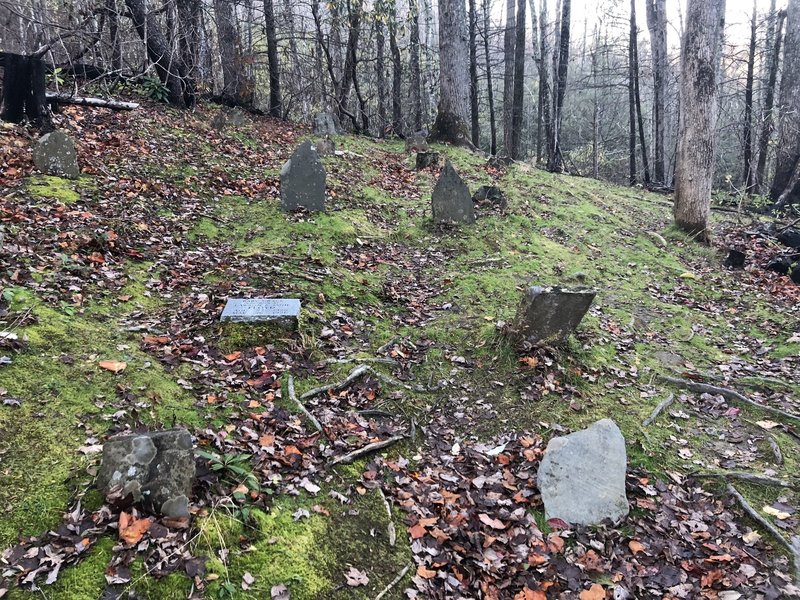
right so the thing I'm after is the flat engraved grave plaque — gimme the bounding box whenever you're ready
[220,298,301,327]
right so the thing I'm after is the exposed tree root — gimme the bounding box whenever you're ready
[642,393,675,427]
[373,564,412,600]
[693,471,798,490]
[330,434,406,466]
[287,374,325,436]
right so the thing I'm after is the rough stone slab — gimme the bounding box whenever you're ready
[472,185,507,210]
[537,419,629,526]
[510,285,596,346]
[280,140,326,212]
[431,160,475,224]
[406,132,430,153]
[312,112,338,135]
[32,130,80,179]
[97,429,195,518]
[416,151,439,170]
[221,298,300,328]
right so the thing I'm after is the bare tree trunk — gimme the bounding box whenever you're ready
[176,0,200,100]
[376,14,386,135]
[547,0,570,172]
[673,0,726,240]
[528,0,539,155]
[510,0,526,159]
[632,2,650,184]
[482,0,497,155]
[214,0,252,105]
[263,0,281,117]
[125,0,191,107]
[388,3,403,135]
[0,53,51,128]
[106,0,121,72]
[645,0,666,184]
[771,0,800,208]
[628,0,637,184]
[338,0,362,129]
[469,0,480,147]
[430,0,472,145]
[537,0,550,165]
[409,0,422,131]
[742,0,757,191]
[502,0,516,156]
[591,26,599,179]
[754,6,784,194]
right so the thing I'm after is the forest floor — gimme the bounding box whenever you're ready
[0,101,799,600]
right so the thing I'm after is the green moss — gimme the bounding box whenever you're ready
[27,175,82,204]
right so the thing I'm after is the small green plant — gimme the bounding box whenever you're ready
[47,67,64,86]
[197,450,260,498]
[140,76,169,102]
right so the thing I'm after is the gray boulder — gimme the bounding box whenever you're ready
[537,419,629,526]
[32,130,80,179]
[313,112,338,136]
[472,185,507,210]
[405,132,430,153]
[431,160,475,224]
[97,429,195,518]
[280,140,326,212]
[510,285,595,346]
[416,151,439,170]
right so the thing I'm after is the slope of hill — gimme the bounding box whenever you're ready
[0,102,798,599]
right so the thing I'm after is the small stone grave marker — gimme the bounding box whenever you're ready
[510,285,595,346]
[313,112,338,135]
[32,130,80,179]
[537,419,629,526]
[221,298,301,329]
[97,429,195,518]
[431,160,475,224]
[416,151,439,170]
[406,132,430,153]
[280,141,326,212]
[472,185,507,210]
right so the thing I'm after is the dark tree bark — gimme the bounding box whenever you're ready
[106,0,121,73]
[771,0,800,208]
[338,0,362,124]
[645,0,667,184]
[409,0,422,131]
[502,0,516,156]
[468,0,480,147]
[742,0,757,190]
[176,0,200,102]
[628,0,637,184]
[482,0,497,155]
[263,0,282,117]
[631,1,650,184]
[754,7,785,194]
[125,0,193,107]
[510,0,526,159]
[214,0,251,106]
[547,0,570,172]
[673,0,726,240]
[537,0,550,164]
[0,53,51,128]
[429,0,472,145]
[388,4,403,135]
[376,13,386,134]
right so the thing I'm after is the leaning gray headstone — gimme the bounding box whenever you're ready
[211,111,228,130]
[431,160,475,224]
[510,285,595,346]
[313,112,338,135]
[32,130,80,179]
[221,298,301,329]
[280,141,326,212]
[97,429,195,518]
[538,419,629,526]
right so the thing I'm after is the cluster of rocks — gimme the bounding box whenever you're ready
[765,226,800,284]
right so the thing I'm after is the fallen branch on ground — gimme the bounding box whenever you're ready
[693,471,798,489]
[330,434,406,466]
[373,564,411,600]
[287,375,326,437]
[727,484,800,583]
[301,364,426,399]
[45,92,139,110]
[659,376,800,423]
[642,393,675,427]
[378,487,396,547]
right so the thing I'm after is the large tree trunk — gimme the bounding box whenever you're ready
[628,0,637,185]
[742,0,757,191]
[673,0,726,241]
[502,0,516,156]
[429,0,471,145]
[263,0,282,117]
[106,0,122,73]
[482,0,497,155]
[409,0,423,132]
[645,0,667,185]
[510,0,526,159]
[0,53,51,128]
[754,6,784,194]
[176,0,200,101]
[547,0,570,172]
[214,0,251,106]
[376,14,386,135]
[771,0,800,208]
[125,0,192,107]
[468,0,480,147]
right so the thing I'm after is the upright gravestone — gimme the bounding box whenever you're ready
[221,298,301,329]
[405,132,429,153]
[416,151,439,170]
[314,137,336,157]
[313,112,338,136]
[280,141,326,212]
[97,429,195,518]
[431,160,475,224]
[472,185,507,211]
[537,419,629,526]
[32,130,80,179]
[510,285,595,347]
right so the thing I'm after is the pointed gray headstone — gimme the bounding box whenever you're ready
[312,112,338,135]
[537,419,629,526]
[32,130,80,179]
[280,141,326,212]
[431,160,474,224]
[510,285,595,346]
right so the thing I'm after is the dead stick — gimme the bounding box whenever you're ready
[373,564,411,600]
[377,337,398,354]
[659,376,800,422]
[287,375,326,436]
[642,393,675,427]
[330,435,406,466]
[378,488,396,547]
[694,472,798,489]
[728,484,800,583]
[300,364,370,399]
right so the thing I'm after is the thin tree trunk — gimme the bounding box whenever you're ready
[376,15,386,135]
[528,0,539,156]
[632,5,650,184]
[742,0,757,191]
[482,0,497,155]
[591,27,599,179]
[409,0,422,132]
[645,0,666,184]
[214,0,251,105]
[502,0,516,156]
[754,7,785,194]
[263,0,281,117]
[469,0,480,147]
[388,3,403,135]
[537,0,550,164]
[673,0,726,240]
[338,0,362,128]
[510,0,526,159]
[547,0,570,172]
[628,0,637,185]
[106,0,121,72]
